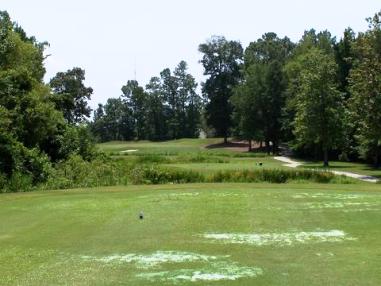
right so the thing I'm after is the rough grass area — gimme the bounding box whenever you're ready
[98,139,381,180]
[1,183,381,285]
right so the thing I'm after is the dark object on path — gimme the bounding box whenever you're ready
[139,212,144,220]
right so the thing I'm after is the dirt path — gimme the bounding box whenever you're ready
[273,156,379,183]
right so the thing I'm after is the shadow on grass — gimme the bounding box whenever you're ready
[205,141,250,149]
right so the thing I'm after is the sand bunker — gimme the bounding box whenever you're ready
[136,262,263,282]
[120,149,138,153]
[203,230,356,246]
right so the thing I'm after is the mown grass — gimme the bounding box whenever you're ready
[98,138,223,155]
[1,183,381,285]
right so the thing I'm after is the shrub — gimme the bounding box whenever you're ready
[21,148,53,184]
[56,125,97,161]
[0,173,7,191]
[4,172,34,193]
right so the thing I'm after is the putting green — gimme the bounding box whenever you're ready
[1,183,381,285]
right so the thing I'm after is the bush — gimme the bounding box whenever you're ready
[0,173,7,191]
[21,148,53,184]
[4,172,34,193]
[56,125,97,161]
[42,154,130,190]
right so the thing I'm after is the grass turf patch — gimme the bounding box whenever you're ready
[0,183,381,285]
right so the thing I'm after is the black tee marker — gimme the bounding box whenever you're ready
[139,212,144,220]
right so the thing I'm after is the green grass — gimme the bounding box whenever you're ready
[300,161,381,179]
[97,139,285,176]
[98,139,381,180]
[97,138,223,155]
[2,139,379,284]
[1,183,381,285]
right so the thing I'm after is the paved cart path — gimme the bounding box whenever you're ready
[273,156,379,183]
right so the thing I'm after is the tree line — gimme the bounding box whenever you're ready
[1,8,381,190]
[0,11,95,188]
[230,12,381,167]
[91,61,202,141]
[91,11,381,167]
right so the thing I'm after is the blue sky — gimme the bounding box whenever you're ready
[2,0,380,110]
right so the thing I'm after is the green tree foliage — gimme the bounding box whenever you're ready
[335,28,356,97]
[349,12,381,166]
[291,48,344,166]
[121,80,148,140]
[91,99,134,142]
[233,33,294,153]
[92,61,202,142]
[160,68,179,138]
[145,77,169,140]
[50,67,93,124]
[284,30,338,151]
[173,61,201,138]
[0,11,96,189]
[199,36,243,143]
[0,11,63,177]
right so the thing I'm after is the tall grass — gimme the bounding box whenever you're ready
[0,153,357,193]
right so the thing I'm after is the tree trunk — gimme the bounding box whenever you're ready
[265,141,270,155]
[224,136,228,144]
[374,146,380,168]
[314,145,319,161]
[248,139,252,152]
[323,148,329,167]
[260,141,263,149]
[272,140,278,155]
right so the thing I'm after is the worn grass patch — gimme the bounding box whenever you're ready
[202,230,356,246]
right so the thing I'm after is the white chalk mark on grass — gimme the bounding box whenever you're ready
[292,193,363,200]
[214,192,249,198]
[82,251,219,268]
[303,201,380,209]
[138,192,200,200]
[203,230,356,246]
[82,251,263,282]
[316,252,334,257]
[137,262,263,282]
